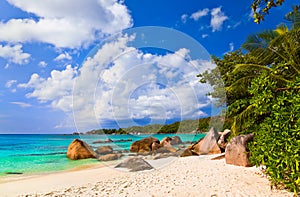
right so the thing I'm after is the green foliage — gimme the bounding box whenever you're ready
[198,51,252,107]
[158,122,180,134]
[199,7,300,194]
[86,117,214,134]
[249,74,300,195]
[86,128,127,135]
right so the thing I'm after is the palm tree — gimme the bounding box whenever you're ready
[228,10,300,134]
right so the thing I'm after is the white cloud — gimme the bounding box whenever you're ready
[202,34,209,38]
[0,0,133,48]
[5,80,17,88]
[210,7,228,32]
[38,61,47,67]
[10,101,32,108]
[54,52,72,61]
[18,65,78,112]
[181,14,188,23]
[19,34,217,131]
[190,8,209,21]
[0,44,30,64]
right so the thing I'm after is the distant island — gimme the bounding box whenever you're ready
[83,116,231,135]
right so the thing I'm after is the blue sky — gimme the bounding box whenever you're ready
[0,0,298,134]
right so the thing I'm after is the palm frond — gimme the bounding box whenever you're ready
[275,24,289,35]
[231,104,255,135]
[226,76,255,96]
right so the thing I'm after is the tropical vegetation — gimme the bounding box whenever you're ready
[85,117,212,135]
[198,6,300,195]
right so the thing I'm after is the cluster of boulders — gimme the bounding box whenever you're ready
[66,129,255,168]
[66,139,122,161]
[180,128,254,167]
[129,136,183,156]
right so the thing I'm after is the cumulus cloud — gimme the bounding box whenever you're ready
[0,0,132,48]
[19,34,217,131]
[185,7,228,32]
[18,65,77,112]
[190,8,209,21]
[0,44,30,64]
[54,52,72,61]
[210,7,228,32]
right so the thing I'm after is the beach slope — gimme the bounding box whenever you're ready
[0,156,292,197]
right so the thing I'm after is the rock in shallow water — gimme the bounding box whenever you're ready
[96,146,113,155]
[170,136,183,145]
[5,172,23,175]
[66,139,97,160]
[130,137,159,154]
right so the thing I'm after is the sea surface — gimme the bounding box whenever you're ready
[0,133,205,176]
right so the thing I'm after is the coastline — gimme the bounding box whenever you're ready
[0,161,105,184]
[0,155,293,197]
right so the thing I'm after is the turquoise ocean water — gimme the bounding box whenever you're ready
[0,134,204,176]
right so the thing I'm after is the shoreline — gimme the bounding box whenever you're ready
[0,155,293,197]
[0,161,105,184]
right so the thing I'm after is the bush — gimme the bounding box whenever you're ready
[249,74,300,195]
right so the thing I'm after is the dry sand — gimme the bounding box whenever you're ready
[0,155,292,197]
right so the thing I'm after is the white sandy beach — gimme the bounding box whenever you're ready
[0,155,292,197]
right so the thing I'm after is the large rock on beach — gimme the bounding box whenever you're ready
[130,137,160,154]
[97,153,122,161]
[115,158,153,172]
[225,134,254,167]
[66,139,96,160]
[193,127,221,155]
[217,129,231,150]
[180,128,221,157]
[96,146,113,155]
